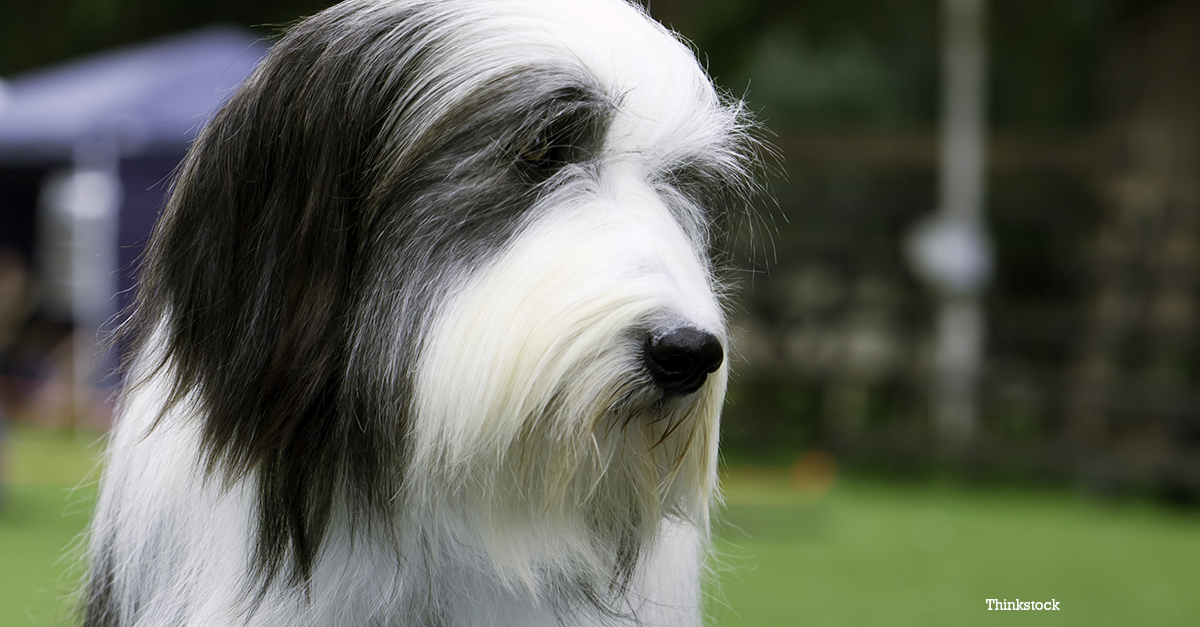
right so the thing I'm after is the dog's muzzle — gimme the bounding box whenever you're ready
[644,326,723,397]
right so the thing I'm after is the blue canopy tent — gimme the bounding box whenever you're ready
[0,26,267,161]
[0,27,267,424]
[0,25,268,300]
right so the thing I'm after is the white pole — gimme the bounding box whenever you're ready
[908,0,991,450]
[64,144,122,430]
[940,0,988,227]
[934,0,989,448]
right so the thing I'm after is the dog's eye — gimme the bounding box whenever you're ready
[521,133,561,169]
[515,115,584,180]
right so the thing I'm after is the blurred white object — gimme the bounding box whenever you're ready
[907,214,992,296]
[908,0,990,449]
[39,151,122,427]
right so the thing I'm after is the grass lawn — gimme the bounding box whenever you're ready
[2,428,1198,625]
[1,427,102,626]
[711,467,1200,626]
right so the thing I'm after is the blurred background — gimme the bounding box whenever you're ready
[2,0,1199,625]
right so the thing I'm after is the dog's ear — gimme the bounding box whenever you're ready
[128,10,415,591]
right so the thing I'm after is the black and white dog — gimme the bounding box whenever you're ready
[84,0,760,625]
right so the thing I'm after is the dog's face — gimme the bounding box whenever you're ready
[135,0,758,594]
[402,0,755,581]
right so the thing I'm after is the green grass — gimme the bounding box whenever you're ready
[710,468,1200,626]
[1,427,101,626]
[2,429,1198,625]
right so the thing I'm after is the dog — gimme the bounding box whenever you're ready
[83,0,761,625]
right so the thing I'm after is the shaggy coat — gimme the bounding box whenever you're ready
[83,1,760,625]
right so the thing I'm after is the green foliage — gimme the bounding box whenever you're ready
[673,0,1113,132]
[0,0,330,77]
[683,0,940,130]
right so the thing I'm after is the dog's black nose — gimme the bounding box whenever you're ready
[644,326,724,396]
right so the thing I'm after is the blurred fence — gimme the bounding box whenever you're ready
[715,0,1200,500]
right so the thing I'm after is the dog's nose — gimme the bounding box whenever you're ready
[644,326,724,396]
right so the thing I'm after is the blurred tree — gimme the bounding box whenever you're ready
[675,0,940,131]
[0,0,328,77]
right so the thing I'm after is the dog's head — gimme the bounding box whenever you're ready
[132,0,760,595]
